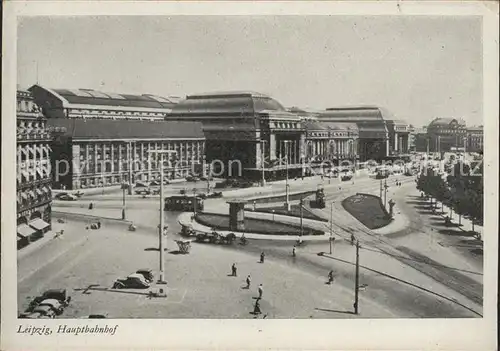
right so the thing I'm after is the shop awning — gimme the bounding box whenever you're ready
[17,223,36,238]
[29,218,50,231]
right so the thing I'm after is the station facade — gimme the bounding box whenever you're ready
[30,85,205,190]
[16,90,52,249]
[426,118,468,153]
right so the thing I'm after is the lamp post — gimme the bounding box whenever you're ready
[299,197,304,237]
[147,149,177,285]
[121,182,128,220]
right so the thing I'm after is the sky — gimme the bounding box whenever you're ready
[17,16,483,127]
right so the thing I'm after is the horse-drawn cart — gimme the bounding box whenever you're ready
[195,231,236,245]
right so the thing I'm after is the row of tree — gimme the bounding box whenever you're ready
[416,161,483,232]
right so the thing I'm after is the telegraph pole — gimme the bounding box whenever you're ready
[354,240,360,314]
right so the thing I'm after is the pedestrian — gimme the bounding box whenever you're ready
[292,245,296,257]
[246,275,251,288]
[97,220,101,229]
[260,252,265,263]
[253,298,262,315]
[328,270,334,284]
[350,233,355,246]
[258,284,263,298]
[88,202,94,210]
[231,263,237,277]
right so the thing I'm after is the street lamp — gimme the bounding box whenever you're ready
[147,149,177,285]
[121,182,128,220]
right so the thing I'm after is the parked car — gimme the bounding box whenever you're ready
[186,175,199,182]
[150,179,170,186]
[112,273,150,289]
[57,194,78,201]
[136,269,154,283]
[340,169,353,181]
[20,289,71,319]
[135,188,151,195]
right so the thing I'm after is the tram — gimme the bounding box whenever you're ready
[164,195,204,212]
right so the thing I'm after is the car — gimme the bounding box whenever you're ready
[136,269,154,283]
[150,179,170,186]
[20,289,71,319]
[340,170,353,181]
[57,194,77,201]
[135,188,151,195]
[112,273,150,289]
[150,188,161,195]
[186,175,199,182]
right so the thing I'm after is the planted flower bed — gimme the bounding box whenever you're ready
[251,204,328,222]
[342,194,392,229]
[195,213,324,236]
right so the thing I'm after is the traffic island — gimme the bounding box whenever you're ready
[195,213,324,236]
[342,194,393,230]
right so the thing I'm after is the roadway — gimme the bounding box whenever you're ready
[17,172,483,318]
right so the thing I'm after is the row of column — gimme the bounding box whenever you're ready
[77,140,204,175]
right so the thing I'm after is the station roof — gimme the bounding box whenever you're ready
[320,106,384,121]
[428,118,466,127]
[321,121,359,132]
[30,85,180,110]
[168,91,287,117]
[47,118,204,140]
[303,120,328,131]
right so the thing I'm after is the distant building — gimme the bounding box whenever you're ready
[466,126,483,153]
[47,119,205,190]
[318,107,391,161]
[426,118,467,152]
[17,90,52,249]
[29,84,180,120]
[413,126,429,152]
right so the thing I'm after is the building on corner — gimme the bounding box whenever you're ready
[17,90,52,249]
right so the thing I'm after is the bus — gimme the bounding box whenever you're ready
[164,196,204,212]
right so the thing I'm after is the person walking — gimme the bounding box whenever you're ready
[260,252,265,263]
[246,275,251,289]
[258,284,263,298]
[253,298,262,315]
[350,233,355,246]
[328,270,335,285]
[231,263,237,277]
[292,245,296,257]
